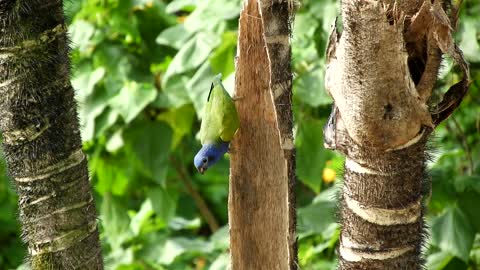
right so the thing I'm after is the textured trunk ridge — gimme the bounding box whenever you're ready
[324,0,469,269]
[326,5,432,268]
[0,1,103,269]
[336,127,430,269]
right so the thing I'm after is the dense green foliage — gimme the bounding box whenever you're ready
[0,0,479,269]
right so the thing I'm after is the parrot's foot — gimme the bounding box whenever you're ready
[232,95,244,102]
[228,145,236,155]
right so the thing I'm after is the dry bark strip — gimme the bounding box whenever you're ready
[0,1,103,269]
[229,0,296,269]
[324,0,470,269]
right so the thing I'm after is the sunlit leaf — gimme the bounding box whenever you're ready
[100,195,132,249]
[165,0,197,14]
[157,237,213,265]
[109,81,157,123]
[69,20,96,54]
[209,253,230,270]
[156,24,193,50]
[94,155,133,196]
[209,31,237,76]
[426,251,454,270]
[459,18,480,62]
[162,32,221,89]
[130,199,154,236]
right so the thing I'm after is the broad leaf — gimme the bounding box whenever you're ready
[296,118,333,193]
[148,187,177,225]
[298,189,337,234]
[430,206,475,262]
[157,237,213,265]
[124,120,173,185]
[156,24,193,50]
[162,32,221,89]
[109,81,157,123]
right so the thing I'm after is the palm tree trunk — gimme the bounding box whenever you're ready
[324,0,469,269]
[229,0,296,269]
[0,1,103,269]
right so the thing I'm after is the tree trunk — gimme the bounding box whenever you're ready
[0,1,103,269]
[324,0,469,269]
[229,0,296,269]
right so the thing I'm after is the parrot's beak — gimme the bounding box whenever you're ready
[198,167,205,174]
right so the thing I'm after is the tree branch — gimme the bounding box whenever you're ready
[170,156,219,233]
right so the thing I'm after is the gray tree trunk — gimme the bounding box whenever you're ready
[229,0,296,269]
[324,0,469,269]
[0,1,103,269]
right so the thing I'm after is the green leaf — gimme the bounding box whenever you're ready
[136,232,168,263]
[106,129,125,153]
[459,18,480,62]
[454,175,480,193]
[157,237,213,265]
[148,187,177,225]
[109,81,158,123]
[69,20,96,54]
[72,66,106,97]
[168,217,201,231]
[130,199,154,236]
[430,206,475,262]
[209,253,230,270]
[458,190,480,232]
[209,31,237,76]
[294,65,332,107]
[426,251,454,270]
[210,226,230,250]
[94,155,132,196]
[157,105,195,147]
[104,247,134,270]
[186,61,215,116]
[100,195,132,249]
[124,120,173,185]
[184,0,240,32]
[153,75,192,109]
[77,86,110,142]
[94,107,119,138]
[165,0,196,13]
[296,118,333,192]
[162,32,221,89]
[297,189,337,234]
[156,24,193,50]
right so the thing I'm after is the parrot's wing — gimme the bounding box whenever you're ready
[218,84,239,142]
[200,84,218,144]
[199,78,239,144]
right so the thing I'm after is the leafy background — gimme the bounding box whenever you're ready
[1,0,479,269]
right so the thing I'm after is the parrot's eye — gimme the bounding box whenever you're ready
[202,157,208,164]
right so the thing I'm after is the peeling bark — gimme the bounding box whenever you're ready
[324,0,470,269]
[0,1,103,269]
[229,0,296,269]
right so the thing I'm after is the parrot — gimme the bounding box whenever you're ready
[194,74,240,174]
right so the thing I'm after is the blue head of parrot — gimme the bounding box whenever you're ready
[194,142,229,174]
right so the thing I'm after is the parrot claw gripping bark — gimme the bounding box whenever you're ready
[194,74,240,174]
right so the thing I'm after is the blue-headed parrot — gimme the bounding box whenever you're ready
[194,74,240,174]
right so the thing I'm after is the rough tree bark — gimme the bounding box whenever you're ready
[0,1,103,269]
[229,0,296,269]
[324,0,469,269]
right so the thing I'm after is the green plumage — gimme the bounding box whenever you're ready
[199,74,240,144]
